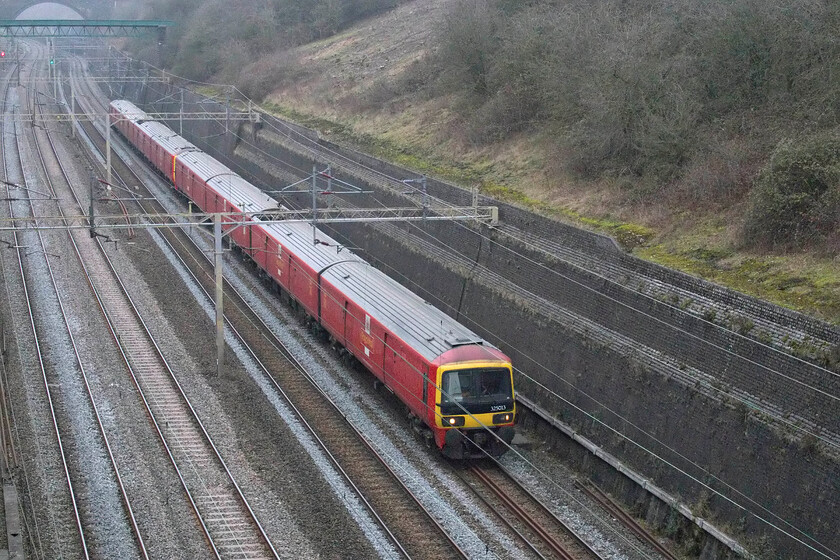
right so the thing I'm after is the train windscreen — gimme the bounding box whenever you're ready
[439,367,513,415]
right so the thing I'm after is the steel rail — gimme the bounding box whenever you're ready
[460,465,550,560]
[575,480,678,560]
[29,53,151,560]
[0,55,20,483]
[69,54,469,560]
[493,463,604,559]
[469,463,610,560]
[0,48,44,560]
[81,260,222,559]
[64,57,280,560]
[470,465,576,560]
[7,43,89,559]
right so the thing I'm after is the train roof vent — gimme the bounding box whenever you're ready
[445,335,483,348]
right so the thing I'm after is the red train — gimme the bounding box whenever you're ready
[109,99,516,459]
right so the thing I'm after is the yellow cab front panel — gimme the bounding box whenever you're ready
[434,360,516,459]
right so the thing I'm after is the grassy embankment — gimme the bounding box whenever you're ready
[176,1,840,324]
[257,98,840,324]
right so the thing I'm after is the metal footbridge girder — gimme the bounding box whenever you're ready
[0,20,174,38]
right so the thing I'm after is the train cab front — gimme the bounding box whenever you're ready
[434,362,516,460]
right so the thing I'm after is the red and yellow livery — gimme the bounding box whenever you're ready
[110,100,516,459]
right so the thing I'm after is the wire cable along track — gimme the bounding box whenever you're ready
[6,42,279,558]
[466,465,604,560]
[3,41,95,559]
[64,54,469,559]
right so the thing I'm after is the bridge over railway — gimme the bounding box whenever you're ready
[0,20,173,39]
[0,0,109,20]
[0,3,174,64]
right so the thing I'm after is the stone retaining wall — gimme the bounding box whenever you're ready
[109,74,840,559]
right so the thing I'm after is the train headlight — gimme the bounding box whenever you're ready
[492,413,513,424]
[443,416,465,427]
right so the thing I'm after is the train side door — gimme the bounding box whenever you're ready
[262,235,271,274]
[342,300,349,346]
[383,333,395,384]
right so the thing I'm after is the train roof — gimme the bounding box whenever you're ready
[110,100,198,156]
[110,99,150,123]
[138,121,199,156]
[325,258,503,363]
[178,151,280,212]
[260,218,502,363]
[112,99,501,364]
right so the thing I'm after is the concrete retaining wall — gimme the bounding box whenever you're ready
[109,72,840,559]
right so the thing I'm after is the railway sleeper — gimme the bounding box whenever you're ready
[443,426,515,460]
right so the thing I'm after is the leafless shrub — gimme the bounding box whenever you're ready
[359,57,440,111]
[238,51,311,100]
[432,0,499,97]
[671,144,758,206]
[742,133,840,249]
[151,0,406,82]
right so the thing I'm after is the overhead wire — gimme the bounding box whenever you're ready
[121,59,840,556]
[94,48,839,559]
[129,46,840,442]
[236,104,840,446]
[101,92,661,559]
[281,133,840,555]
[249,100,840,410]
[304,171,840,560]
[242,104,840,558]
[285,154,839,556]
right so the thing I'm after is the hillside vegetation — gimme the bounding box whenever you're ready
[122,0,840,322]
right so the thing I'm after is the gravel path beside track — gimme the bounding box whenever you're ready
[0,42,684,559]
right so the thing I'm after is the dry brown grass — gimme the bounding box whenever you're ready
[258,0,840,322]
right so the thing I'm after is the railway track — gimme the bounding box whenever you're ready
[60,41,839,560]
[66,52,678,559]
[4,40,101,558]
[463,464,603,560]
[575,480,678,560]
[42,54,282,559]
[228,89,839,443]
[157,233,471,559]
[61,47,735,560]
[64,54,471,559]
[0,55,25,559]
[30,52,157,559]
[74,182,278,557]
[2,41,96,559]
[80,233,280,560]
